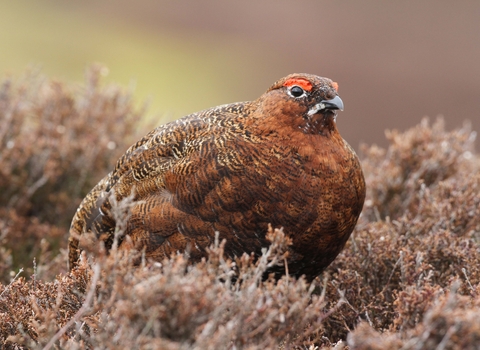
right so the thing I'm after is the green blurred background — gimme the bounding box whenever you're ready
[1,0,479,149]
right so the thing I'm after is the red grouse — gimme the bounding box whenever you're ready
[69,73,366,281]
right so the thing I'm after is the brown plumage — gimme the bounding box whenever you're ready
[68,73,366,281]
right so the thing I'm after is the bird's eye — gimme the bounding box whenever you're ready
[289,85,305,98]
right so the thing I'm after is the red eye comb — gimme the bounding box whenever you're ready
[283,78,313,92]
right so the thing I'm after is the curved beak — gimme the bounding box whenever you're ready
[322,95,344,111]
[307,95,344,116]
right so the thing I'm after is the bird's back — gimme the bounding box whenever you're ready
[69,101,259,267]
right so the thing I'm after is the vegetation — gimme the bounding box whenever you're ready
[0,69,479,349]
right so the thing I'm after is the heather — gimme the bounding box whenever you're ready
[1,69,479,349]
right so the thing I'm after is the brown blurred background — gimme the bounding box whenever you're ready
[1,0,479,149]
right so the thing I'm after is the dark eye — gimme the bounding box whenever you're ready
[289,86,305,98]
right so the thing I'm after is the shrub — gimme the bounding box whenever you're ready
[0,69,479,349]
[0,65,144,280]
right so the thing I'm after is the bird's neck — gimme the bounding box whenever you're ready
[252,110,338,138]
[298,112,338,136]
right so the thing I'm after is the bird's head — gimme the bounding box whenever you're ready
[256,73,344,136]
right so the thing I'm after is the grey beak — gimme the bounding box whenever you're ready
[321,95,344,111]
[307,95,344,116]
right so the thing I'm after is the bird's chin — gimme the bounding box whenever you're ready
[300,111,337,135]
[310,110,337,124]
[331,111,338,123]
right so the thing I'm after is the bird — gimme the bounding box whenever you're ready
[68,73,366,281]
